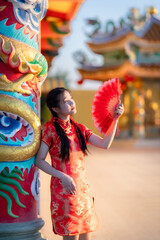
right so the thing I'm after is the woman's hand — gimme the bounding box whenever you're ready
[60,174,76,195]
[115,103,124,117]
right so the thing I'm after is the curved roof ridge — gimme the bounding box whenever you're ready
[135,15,160,38]
[91,26,131,44]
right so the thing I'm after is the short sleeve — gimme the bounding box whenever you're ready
[77,123,93,144]
[41,123,52,148]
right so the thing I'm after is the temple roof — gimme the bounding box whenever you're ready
[76,9,160,84]
[41,0,85,68]
[136,16,160,41]
[87,16,160,54]
[47,0,85,21]
[77,61,160,81]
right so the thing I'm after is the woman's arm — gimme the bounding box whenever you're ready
[88,119,118,149]
[35,141,76,194]
[35,141,63,179]
[88,103,124,149]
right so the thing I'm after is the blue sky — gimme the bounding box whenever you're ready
[48,0,160,89]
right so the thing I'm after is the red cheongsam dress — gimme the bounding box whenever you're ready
[41,117,99,236]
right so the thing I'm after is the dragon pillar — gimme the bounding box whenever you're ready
[0,0,48,239]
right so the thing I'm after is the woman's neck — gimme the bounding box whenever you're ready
[57,114,70,122]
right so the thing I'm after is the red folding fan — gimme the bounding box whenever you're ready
[91,78,122,135]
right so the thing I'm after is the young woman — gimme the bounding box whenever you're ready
[35,87,124,240]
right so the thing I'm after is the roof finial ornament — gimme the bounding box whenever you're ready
[147,6,158,16]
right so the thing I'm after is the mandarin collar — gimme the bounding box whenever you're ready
[51,116,71,128]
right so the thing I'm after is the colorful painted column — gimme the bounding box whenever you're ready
[0,0,48,239]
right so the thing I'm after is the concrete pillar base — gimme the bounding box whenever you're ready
[0,218,46,240]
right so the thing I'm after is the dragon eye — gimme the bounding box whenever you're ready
[0,115,22,137]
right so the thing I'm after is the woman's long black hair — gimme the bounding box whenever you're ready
[46,87,88,162]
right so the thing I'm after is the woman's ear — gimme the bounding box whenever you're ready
[52,107,59,113]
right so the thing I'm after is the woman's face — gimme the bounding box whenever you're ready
[55,90,76,120]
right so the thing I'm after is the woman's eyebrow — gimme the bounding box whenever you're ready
[64,95,71,101]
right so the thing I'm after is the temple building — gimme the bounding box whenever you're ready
[76,7,160,138]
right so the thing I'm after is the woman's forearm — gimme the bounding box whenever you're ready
[89,119,118,149]
[102,119,118,148]
[35,159,64,179]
